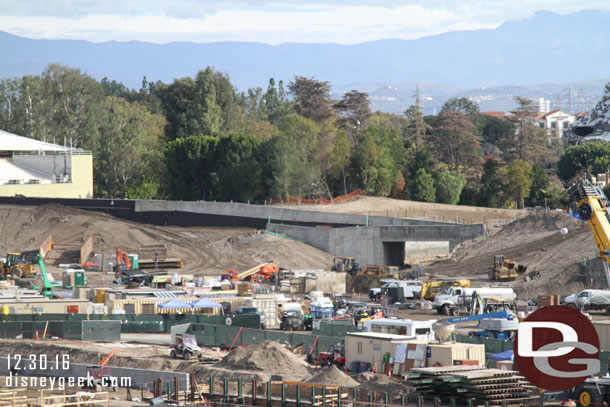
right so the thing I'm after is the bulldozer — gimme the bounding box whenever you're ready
[331,257,361,276]
[0,252,36,279]
[488,255,527,281]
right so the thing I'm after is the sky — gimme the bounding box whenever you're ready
[1,1,610,45]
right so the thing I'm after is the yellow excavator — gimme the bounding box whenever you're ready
[569,179,610,287]
[0,252,36,279]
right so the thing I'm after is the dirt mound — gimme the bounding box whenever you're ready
[0,204,335,276]
[215,341,312,379]
[307,365,359,388]
[283,195,524,226]
[354,372,412,395]
[426,212,596,297]
[347,274,381,294]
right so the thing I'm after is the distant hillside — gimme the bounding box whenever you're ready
[2,10,610,113]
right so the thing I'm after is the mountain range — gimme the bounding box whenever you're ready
[2,10,610,114]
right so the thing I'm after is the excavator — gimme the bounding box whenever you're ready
[419,279,470,301]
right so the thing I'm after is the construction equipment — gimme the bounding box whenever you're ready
[359,264,387,278]
[83,349,118,392]
[36,253,62,299]
[419,279,471,301]
[569,178,610,288]
[434,286,516,316]
[488,255,527,281]
[170,334,202,360]
[312,343,346,369]
[0,252,36,279]
[221,262,278,283]
[115,247,132,273]
[432,310,518,343]
[330,257,361,276]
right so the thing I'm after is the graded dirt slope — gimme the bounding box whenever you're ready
[282,196,525,226]
[0,204,335,275]
[424,212,596,297]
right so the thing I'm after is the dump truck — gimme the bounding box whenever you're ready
[488,255,527,281]
[433,286,516,316]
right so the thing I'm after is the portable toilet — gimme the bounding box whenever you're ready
[128,254,139,269]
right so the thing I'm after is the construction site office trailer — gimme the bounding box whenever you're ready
[345,332,426,368]
[0,299,92,314]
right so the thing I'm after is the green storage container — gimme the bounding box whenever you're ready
[128,254,139,269]
[74,271,85,286]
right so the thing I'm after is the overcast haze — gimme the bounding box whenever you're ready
[1,1,610,45]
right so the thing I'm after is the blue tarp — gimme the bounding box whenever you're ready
[489,349,514,361]
[190,298,222,308]
[157,298,192,309]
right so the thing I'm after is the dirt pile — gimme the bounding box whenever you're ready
[354,371,412,395]
[307,365,359,388]
[0,204,335,275]
[283,195,524,226]
[215,341,312,379]
[346,274,381,294]
[426,212,596,297]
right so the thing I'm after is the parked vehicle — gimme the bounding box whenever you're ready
[170,333,202,360]
[564,289,610,313]
[433,286,516,316]
[280,303,305,330]
[233,306,266,329]
[370,279,423,301]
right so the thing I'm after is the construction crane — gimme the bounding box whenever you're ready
[568,179,610,287]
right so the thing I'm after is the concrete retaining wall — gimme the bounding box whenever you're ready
[1,357,188,391]
[266,223,485,267]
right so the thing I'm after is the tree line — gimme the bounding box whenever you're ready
[0,64,580,208]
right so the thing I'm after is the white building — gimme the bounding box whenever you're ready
[536,98,551,115]
[536,110,576,138]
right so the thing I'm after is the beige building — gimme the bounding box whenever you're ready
[0,130,93,198]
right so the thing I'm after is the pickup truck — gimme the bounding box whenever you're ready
[563,289,610,313]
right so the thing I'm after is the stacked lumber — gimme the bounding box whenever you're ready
[406,366,539,407]
[138,258,184,269]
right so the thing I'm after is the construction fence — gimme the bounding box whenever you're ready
[188,323,343,356]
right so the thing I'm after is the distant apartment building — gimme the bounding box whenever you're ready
[536,98,551,115]
[536,110,575,138]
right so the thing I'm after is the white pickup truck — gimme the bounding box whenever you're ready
[563,289,610,313]
[433,286,516,315]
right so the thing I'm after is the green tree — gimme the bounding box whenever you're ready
[557,142,610,182]
[334,90,371,149]
[480,114,515,144]
[409,168,436,202]
[478,159,502,207]
[404,87,430,151]
[159,67,222,140]
[499,96,553,164]
[504,159,532,209]
[164,135,219,200]
[215,134,263,202]
[526,164,550,207]
[287,76,332,123]
[94,96,166,198]
[428,110,480,171]
[435,171,466,204]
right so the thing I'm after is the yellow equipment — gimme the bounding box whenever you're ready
[420,279,470,300]
[488,255,527,281]
[569,179,610,287]
[359,265,387,278]
[0,252,36,279]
